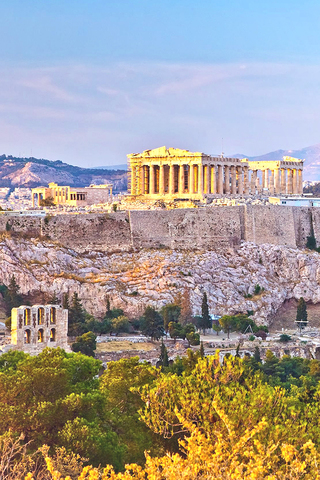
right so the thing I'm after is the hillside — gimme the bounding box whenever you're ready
[0,154,128,191]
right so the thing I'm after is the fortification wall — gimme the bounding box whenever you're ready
[129,207,245,249]
[0,206,319,252]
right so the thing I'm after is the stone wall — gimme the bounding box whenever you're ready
[0,206,319,252]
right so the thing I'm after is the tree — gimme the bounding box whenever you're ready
[111,316,130,335]
[62,292,69,310]
[296,297,308,333]
[186,331,200,346]
[219,315,237,339]
[72,331,97,357]
[48,291,60,304]
[4,275,23,316]
[212,321,222,336]
[158,341,169,368]
[199,341,205,358]
[161,304,181,333]
[179,288,193,325]
[279,333,292,342]
[140,306,164,341]
[68,292,87,336]
[199,292,211,334]
[168,321,185,342]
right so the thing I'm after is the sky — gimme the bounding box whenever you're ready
[1,0,320,166]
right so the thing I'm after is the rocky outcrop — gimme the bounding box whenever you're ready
[0,235,319,324]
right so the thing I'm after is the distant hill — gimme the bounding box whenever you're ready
[0,155,128,192]
[232,144,320,181]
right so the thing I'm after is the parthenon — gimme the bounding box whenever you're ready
[127,147,304,199]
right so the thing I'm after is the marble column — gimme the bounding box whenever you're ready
[179,165,184,195]
[298,169,303,194]
[274,168,280,195]
[231,165,237,194]
[198,164,204,195]
[205,165,210,194]
[159,165,165,195]
[169,164,175,195]
[244,166,249,194]
[225,165,230,194]
[237,166,243,194]
[287,169,293,194]
[269,170,274,195]
[189,164,195,194]
[131,166,136,195]
[140,166,145,195]
[262,170,266,191]
[293,169,298,194]
[149,165,155,194]
[281,168,286,194]
[218,165,224,194]
[250,170,257,194]
[211,165,216,194]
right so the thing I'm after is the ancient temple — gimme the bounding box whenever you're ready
[127,147,304,199]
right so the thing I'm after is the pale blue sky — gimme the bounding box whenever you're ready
[1,0,320,166]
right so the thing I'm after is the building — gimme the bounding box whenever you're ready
[31,182,113,207]
[127,147,304,200]
[11,304,69,354]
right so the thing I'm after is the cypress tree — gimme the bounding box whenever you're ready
[200,341,205,358]
[198,292,211,334]
[296,297,308,333]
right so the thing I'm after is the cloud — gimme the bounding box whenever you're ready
[0,61,319,165]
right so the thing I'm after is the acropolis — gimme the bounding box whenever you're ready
[127,146,304,200]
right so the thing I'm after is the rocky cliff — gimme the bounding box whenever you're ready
[0,234,319,325]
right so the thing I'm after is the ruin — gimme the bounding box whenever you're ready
[11,304,69,354]
[127,147,304,199]
[31,182,113,207]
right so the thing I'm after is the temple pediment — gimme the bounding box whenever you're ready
[129,146,205,158]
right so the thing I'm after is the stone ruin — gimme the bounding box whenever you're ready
[11,304,69,354]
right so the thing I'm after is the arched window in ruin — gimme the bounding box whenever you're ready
[38,307,44,325]
[50,307,56,324]
[24,329,31,344]
[50,328,56,342]
[38,329,44,343]
[24,308,31,326]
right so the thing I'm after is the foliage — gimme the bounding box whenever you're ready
[3,275,23,317]
[296,297,308,330]
[161,303,181,333]
[168,321,185,341]
[48,291,60,304]
[186,331,200,346]
[158,341,169,368]
[140,306,164,340]
[111,315,130,334]
[72,331,97,356]
[105,307,125,320]
[219,315,237,338]
[179,288,193,325]
[254,283,262,295]
[40,196,55,206]
[279,333,292,342]
[0,348,126,469]
[196,291,211,333]
[68,292,87,336]
[212,321,222,335]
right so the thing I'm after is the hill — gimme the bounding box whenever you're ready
[0,154,128,191]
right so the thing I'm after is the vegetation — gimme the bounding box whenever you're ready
[10,351,320,478]
[296,297,308,332]
[72,331,97,356]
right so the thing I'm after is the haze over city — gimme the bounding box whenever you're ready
[1,0,320,167]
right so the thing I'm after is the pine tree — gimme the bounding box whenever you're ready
[48,291,59,304]
[198,292,211,334]
[4,275,22,316]
[68,292,86,336]
[62,293,69,310]
[199,341,205,358]
[296,297,308,333]
[159,340,169,368]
